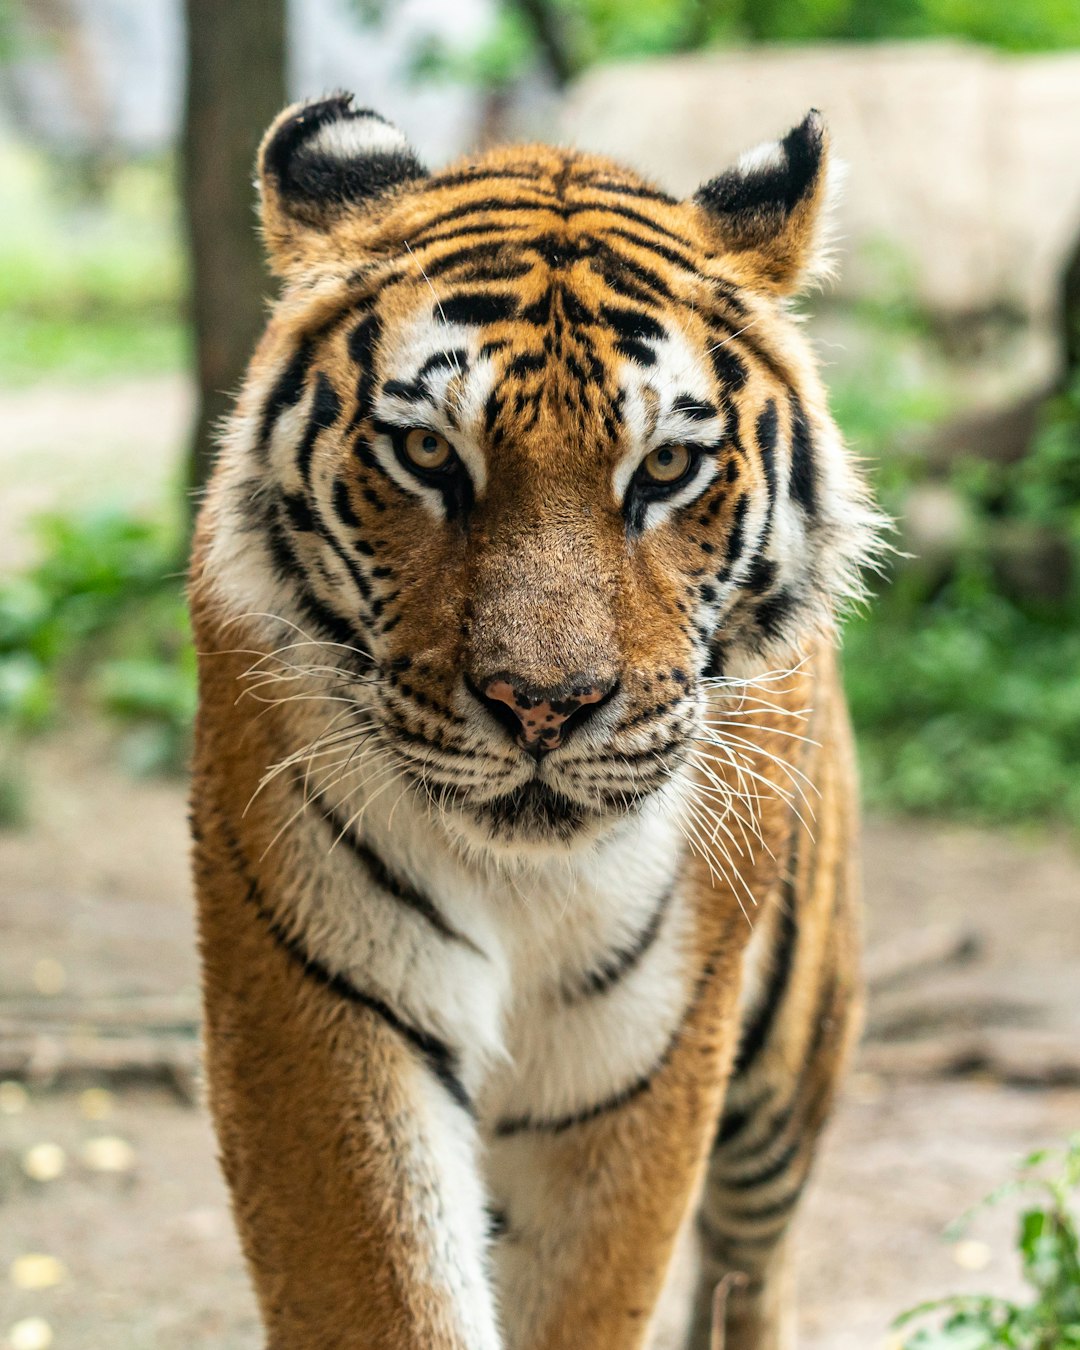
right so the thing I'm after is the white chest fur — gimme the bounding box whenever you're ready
[270,745,695,1132]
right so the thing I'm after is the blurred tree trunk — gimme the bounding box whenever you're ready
[182,0,287,511]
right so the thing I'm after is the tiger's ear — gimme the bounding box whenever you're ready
[257,93,427,275]
[694,111,835,295]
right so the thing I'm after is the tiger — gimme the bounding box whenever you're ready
[188,92,883,1350]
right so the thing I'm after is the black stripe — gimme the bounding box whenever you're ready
[407,196,564,242]
[564,199,695,251]
[604,227,697,272]
[494,1060,657,1138]
[257,339,314,463]
[423,168,558,192]
[495,953,716,1137]
[721,1188,802,1225]
[725,493,750,566]
[756,398,779,512]
[437,291,519,326]
[698,1213,777,1260]
[564,884,675,1001]
[264,511,373,669]
[714,1086,773,1151]
[332,476,360,527]
[312,793,481,951]
[295,372,342,491]
[756,588,798,640]
[405,221,537,254]
[576,177,679,205]
[281,484,376,611]
[417,349,468,380]
[673,395,718,422]
[788,393,818,518]
[710,342,749,396]
[731,876,799,1078]
[709,313,788,387]
[219,822,472,1113]
[721,1137,802,1191]
[709,277,749,317]
[599,304,666,345]
[346,312,382,433]
[586,242,676,303]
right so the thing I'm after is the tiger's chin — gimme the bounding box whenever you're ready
[439,778,641,858]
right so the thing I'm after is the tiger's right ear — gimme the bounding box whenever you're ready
[257,94,427,275]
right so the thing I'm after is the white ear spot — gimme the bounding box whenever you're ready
[736,138,786,176]
[306,115,410,162]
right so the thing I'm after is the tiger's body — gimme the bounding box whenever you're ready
[189,96,881,1349]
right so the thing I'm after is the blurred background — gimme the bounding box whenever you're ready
[1,2,1079,1347]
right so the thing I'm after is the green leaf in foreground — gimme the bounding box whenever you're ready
[895,1136,1080,1348]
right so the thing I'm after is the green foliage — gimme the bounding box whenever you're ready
[0,143,187,385]
[0,507,194,785]
[842,371,1080,831]
[412,0,1080,88]
[895,1137,1080,1348]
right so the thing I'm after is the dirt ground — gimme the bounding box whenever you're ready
[2,378,1079,1347]
[2,729,1079,1349]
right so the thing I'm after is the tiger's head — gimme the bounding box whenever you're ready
[204,94,881,853]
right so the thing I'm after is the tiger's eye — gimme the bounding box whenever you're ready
[403,428,452,471]
[642,443,691,484]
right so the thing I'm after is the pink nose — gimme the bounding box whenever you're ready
[482,679,609,753]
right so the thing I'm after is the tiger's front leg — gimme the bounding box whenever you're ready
[485,919,748,1350]
[193,802,501,1350]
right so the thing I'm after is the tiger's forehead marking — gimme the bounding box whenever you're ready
[362,164,736,506]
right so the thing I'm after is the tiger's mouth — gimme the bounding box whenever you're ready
[373,687,692,850]
[472,779,590,843]
[427,768,664,852]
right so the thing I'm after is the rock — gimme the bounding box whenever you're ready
[560,42,1080,323]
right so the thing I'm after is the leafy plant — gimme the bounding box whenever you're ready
[895,1136,1080,1348]
[0,506,193,786]
[840,353,1080,832]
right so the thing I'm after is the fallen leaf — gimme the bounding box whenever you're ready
[7,1318,54,1350]
[9,1254,67,1291]
[0,1081,28,1116]
[32,959,66,997]
[953,1238,992,1271]
[81,1136,136,1174]
[21,1143,66,1183]
[77,1087,114,1121]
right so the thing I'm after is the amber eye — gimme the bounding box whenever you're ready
[641,443,691,485]
[403,427,452,472]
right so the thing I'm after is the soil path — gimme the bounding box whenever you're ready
[2,733,1078,1349]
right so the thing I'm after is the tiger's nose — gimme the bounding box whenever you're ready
[471,675,617,755]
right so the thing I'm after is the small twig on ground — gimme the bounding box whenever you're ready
[710,1271,748,1350]
[0,1031,200,1104]
[0,993,199,1032]
[864,923,981,993]
[859,1028,1080,1089]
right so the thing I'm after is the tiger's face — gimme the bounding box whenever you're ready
[208,97,880,852]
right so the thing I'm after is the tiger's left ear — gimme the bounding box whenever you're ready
[694,111,835,295]
[257,93,428,275]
